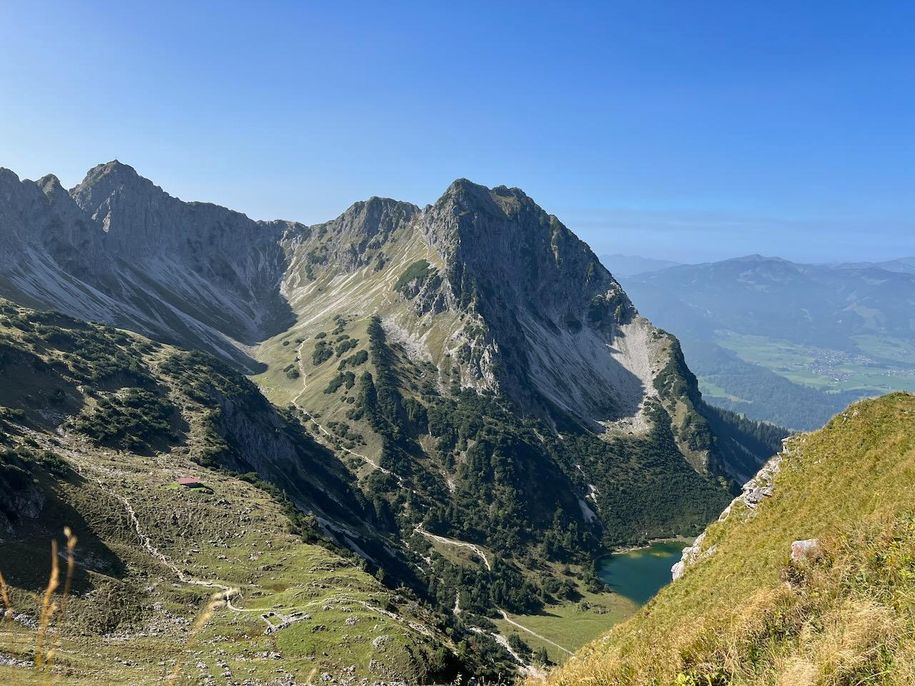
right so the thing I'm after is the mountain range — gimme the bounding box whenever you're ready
[0,161,780,478]
[612,254,915,430]
[0,161,786,681]
[597,254,681,277]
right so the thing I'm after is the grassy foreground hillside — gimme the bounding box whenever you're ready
[0,300,456,683]
[544,393,915,686]
[0,440,450,684]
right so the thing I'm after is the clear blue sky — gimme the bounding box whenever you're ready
[2,1,913,262]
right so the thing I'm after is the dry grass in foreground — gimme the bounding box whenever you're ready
[542,393,915,686]
[1,527,77,677]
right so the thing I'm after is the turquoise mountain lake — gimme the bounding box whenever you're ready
[597,540,689,605]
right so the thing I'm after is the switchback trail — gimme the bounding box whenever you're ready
[59,436,244,606]
[293,338,408,486]
[469,627,546,679]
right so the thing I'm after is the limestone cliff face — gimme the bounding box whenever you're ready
[424,179,631,330]
[279,177,676,434]
[0,162,295,369]
[0,169,100,271]
[417,179,654,426]
[295,196,420,272]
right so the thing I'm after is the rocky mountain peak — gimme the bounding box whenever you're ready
[0,166,20,185]
[328,195,419,239]
[0,169,95,261]
[70,160,163,228]
[424,179,625,320]
[436,178,533,222]
[37,173,62,193]
[37,173,79,212]
[74,159,143,188]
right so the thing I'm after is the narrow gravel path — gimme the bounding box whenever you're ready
[414,525,492,571]
[55,432,435,638]
[499,610,573,656]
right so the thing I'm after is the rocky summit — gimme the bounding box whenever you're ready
[0,163,778,473]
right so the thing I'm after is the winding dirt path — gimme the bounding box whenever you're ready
[300,406,401,481]
[499,610,573,656]
[414,525,492,571]
[469,627,546,679]
[292,338,408,486]
[57,433,435,639]
[63,443,245,610]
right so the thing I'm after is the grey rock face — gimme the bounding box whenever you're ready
[0,482,44,535]
[0,161,776,483]
[415,179,638,420]
[790,538,820,563]
[300,196,420,272]
[671,533,720,581]
[0,162,295,370]
[717,451,783,522]
[672,438,796,581]
[1,164,640,419]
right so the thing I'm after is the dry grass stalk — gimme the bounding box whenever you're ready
[48,526,79,674]
[56,527,77,623]
[166,589,229,682]
[31,527,78,674]
[33,538,60,671]
[0,570,13,623]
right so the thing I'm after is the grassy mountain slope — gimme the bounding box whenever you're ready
[545,392,915,686]
[252,181,784,553]
[0,299,459,684]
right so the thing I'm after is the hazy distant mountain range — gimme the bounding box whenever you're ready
[835,256,915,274]
[598,253,681,277]
[607,254,915,429]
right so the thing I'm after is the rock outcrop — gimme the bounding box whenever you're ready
[671,532,715,581]
[671,437,795,580]
[790,538,820,563]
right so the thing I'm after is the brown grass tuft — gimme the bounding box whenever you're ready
[0,570,13,623]
[0,527,79,677]
[33,538,60,672]
[166,589,230,682]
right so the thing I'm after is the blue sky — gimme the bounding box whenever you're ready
[1,1,913,262]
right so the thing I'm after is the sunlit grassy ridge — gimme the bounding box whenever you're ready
[544,392,915,686]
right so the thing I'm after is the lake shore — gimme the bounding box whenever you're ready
[597,539,695,606]
[603,535,695,557]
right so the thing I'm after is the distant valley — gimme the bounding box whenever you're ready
[607,254,915,430]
